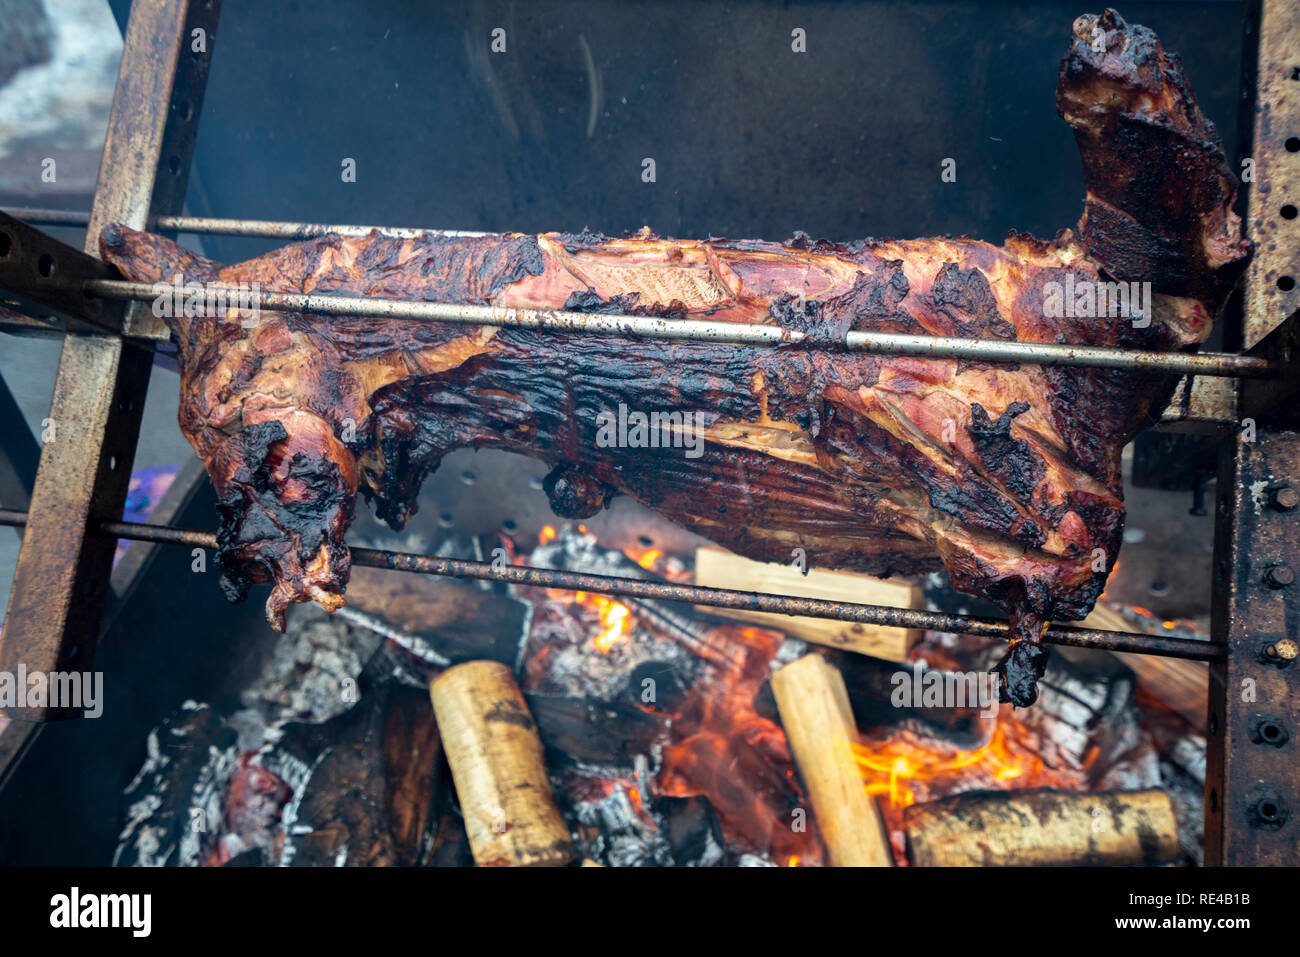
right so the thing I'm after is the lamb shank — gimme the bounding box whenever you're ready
[100,11,1248,706]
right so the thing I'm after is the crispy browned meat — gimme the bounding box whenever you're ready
[100,11,1247,706]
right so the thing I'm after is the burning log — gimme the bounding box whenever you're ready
[429,661,575,866]
[904,787,1179,866]
[524,692,670,767]
[532,530,738,669]
[279,681,443,867]
[693,547,922,662]
[770,655,893,866]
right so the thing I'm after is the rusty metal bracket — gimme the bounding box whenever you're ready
[1200,0,1300,865]
[0,0,222,721]
[1238,306,1300,427]
[1157,376,1238,433]
[0,211,122,334]
[1206,425,1300,864]
[1239,0,1300,349]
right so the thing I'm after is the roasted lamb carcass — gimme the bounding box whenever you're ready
[100,11,1247,706]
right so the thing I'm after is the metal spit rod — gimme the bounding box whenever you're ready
[83,278,1269,378]
[4,206,488,240]
[0,508,1224,662]
[4,205,1274,377]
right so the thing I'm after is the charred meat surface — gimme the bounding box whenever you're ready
[100,11,1247,706]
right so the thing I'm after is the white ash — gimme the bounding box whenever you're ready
[114,702,240,867]
[117,606,382,867]
[1159,758,1206,866]
[240,603,382,725]
[567,780,674,867]
[1168,735,1206,785]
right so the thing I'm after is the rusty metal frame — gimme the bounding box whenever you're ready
[1206,424,1300,865]
[0,0,221,719]
[1239,0,1300,350]
[1201,0,1300,866]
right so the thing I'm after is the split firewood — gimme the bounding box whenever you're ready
[694,547,923,662]
[770,654,893,866]
[904,787,1179,866]
[429,661,575,866]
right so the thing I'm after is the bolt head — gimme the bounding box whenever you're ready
[1265,564,1296,588]
[1265,638,1299,661]
[1270,485,1300,511]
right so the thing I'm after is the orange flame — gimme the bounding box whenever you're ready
[1099,558,1121,601]
[552,590,632,654]
[851,716,1068,810]
[657,625,824,866]
[594,600,629,653]
[539,525,557,545]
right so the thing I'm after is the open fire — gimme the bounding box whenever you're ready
[111,520,1204,868]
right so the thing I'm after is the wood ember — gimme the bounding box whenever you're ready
[970,643,1160,786]
[520,528,822,865]
[529,530,761,671]
[524,691,669,767]
[904,787,1180,866]
[214,759,295,865]
[564,774,674,867]
[114,702,242,867]
[273,677,444,866]
[520,595,699,703]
